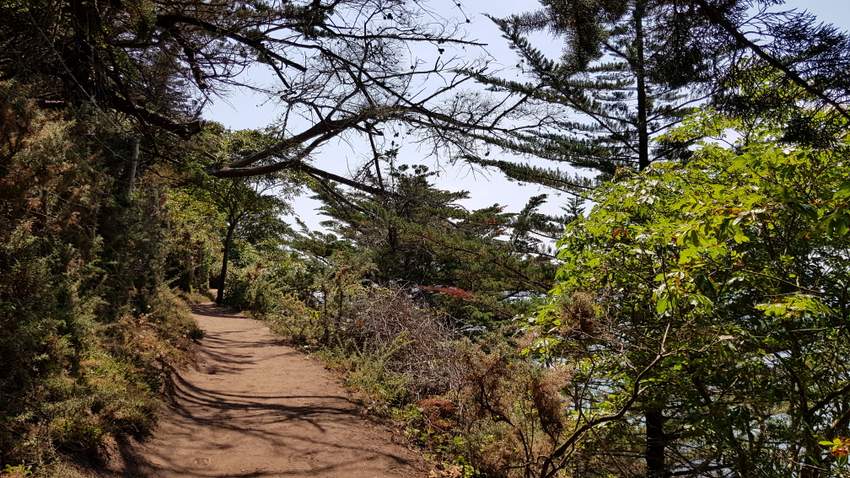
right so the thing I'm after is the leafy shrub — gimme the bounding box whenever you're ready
[221,263,286,317]
[265,293,322,344]
[220,250,310,318]
[533,112,850,476]
[102,287,202,388]
[418,343,571,478]
[336,344,413,407]
[4,288,197,467]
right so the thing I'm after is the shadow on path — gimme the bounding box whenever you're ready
[105,303,422,478]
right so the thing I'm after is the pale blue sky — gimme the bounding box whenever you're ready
[204,0,850,231]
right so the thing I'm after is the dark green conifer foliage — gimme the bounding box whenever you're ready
[469,0,850,190]
[472,0,709,183]
[301,164,559,325]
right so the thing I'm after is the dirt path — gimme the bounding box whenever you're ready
[108,303,425,478]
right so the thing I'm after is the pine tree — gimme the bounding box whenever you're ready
[469,0,850,191]
[301,164,558,325]
[470,0,709,186]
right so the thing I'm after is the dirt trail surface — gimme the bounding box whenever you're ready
[107,303,425,478]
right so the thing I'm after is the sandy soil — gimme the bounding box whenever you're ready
[106,302,425,478]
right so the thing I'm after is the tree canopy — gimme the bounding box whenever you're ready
[464,0,850,195]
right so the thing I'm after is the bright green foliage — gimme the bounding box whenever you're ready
[536,111,850,476]
[165,189,223,293]
[820,437,850,474]
[174,127,298,305]
[219,248,308,318]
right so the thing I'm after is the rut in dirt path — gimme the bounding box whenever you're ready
[108,302,425,478]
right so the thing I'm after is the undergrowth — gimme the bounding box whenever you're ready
[0,84,206,475]
[228,264,570,478]
[0,287,200,474]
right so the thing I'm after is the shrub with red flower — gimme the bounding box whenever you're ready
[821,436,850,469]
[420,285,475,301]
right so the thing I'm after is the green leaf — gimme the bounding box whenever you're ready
[656,296,669,315]
[733,229,749,244]
[834,181,850,200]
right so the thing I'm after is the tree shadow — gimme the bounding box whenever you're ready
[190,302,244,319]
[106,303,419,477]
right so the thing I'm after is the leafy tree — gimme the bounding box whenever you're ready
[184,130,295,304]
[530,109,850,477]
[164,188,222,294]
[206,175,290,304]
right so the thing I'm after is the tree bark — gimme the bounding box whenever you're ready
[645,407,667,478]
[634,0,650,171]
[216,222,236,304]
[123,137,140,201]
[184,246,195,292]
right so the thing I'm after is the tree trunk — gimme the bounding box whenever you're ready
[800,408,828,478]
[634,0,650,172]
[645,407,667,478]
[185,248,195,292]
[68,0,95,102]
[216,222,236,304]
[123,137,140,201]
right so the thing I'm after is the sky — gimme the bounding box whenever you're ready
[203,0,850,231]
